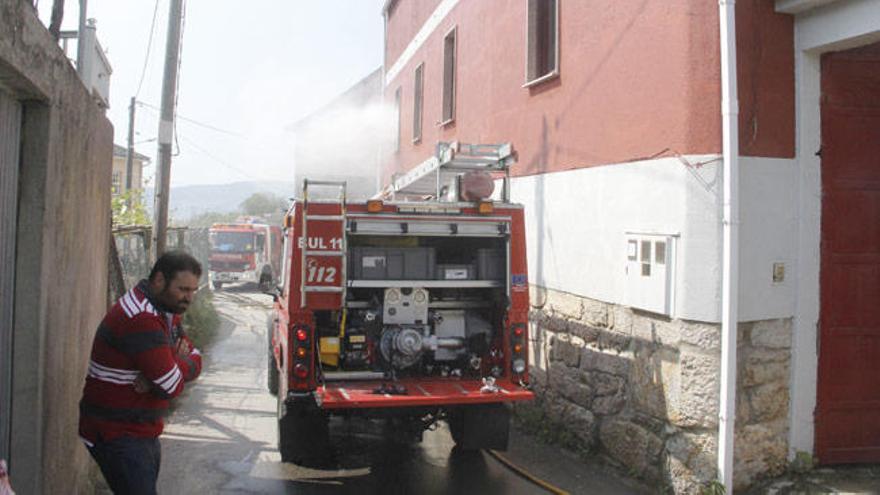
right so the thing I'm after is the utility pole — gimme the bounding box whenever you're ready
[75,0,88,65]
[125,96,136,192]
[152,0,184,260]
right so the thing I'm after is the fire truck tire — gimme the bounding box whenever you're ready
[259,267,273,292]
[277,396,332,466]
[447,404,510,451]
[266,326,278,396]
[447,410,470,448]
[212,281,223,290]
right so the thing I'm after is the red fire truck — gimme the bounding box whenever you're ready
[208,221,282,291]
[268,143,533,464]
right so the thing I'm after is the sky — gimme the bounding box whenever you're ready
[40,0,386,186]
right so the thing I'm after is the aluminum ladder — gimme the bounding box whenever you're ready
[381,141,516,201]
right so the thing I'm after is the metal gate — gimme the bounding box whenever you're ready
[816,40,880,464]
[0,90,22,461]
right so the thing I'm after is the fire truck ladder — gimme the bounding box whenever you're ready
[381,142,516,201]
[300,179,347,308]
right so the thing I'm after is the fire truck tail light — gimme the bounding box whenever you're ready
[367,199,384,213]
[294,364,308,378]
[295,347,307,358]
[514,327,524,337]
[295,329,308,342]
[513,343,523,354]
[512,359,526,374]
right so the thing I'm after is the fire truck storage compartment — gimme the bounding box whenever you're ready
[350,247,436,280]
[330,234,510,375]
[476,248,504,280]
[348,238,506,282]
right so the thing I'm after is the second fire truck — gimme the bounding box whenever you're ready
[208,221,282,291]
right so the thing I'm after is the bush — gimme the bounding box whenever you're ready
[182,289,220,349]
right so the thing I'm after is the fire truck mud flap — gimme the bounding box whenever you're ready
[448,403,510,451]
[277,392,333,466]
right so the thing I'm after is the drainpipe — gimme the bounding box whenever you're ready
[717,1,740,494]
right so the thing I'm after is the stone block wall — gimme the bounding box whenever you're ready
[520,286,792,493]
[733,320,792,489]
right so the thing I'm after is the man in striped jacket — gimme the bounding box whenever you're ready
[79,251,204,494]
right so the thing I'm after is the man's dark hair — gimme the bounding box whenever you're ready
[149,250,202,283]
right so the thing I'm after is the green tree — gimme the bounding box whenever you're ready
[186,210,240,228]
[239,192,287,216]
[112,189,151,226]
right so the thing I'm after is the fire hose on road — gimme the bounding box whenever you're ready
[486,449,570,495]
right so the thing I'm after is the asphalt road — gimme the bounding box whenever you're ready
[156,285,647,495]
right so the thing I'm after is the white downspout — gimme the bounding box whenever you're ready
[717,1,740,494]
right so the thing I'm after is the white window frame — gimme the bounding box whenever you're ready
[523,0,560,88]
[440,26,457,126]
[393,86,401,152]
[413,63,424,143]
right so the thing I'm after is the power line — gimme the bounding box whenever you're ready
[134,0,162,98]
[178,134,262,181]
[137,100,243,137]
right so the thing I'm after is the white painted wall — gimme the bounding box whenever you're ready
[778,0,880,460]
[739,157,798,321]
[510,154,798,324]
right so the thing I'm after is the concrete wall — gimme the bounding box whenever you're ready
[0,2,113,493]
[508,155,798,324]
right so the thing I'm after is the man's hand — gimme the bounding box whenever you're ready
[176,337,192,358]
[133,374,151,394]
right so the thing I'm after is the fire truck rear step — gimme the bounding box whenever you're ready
[318,379,532,410]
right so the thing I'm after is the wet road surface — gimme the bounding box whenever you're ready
[156,285,646,494]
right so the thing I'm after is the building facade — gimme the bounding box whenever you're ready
[381,0,880,491]
[111,144,149,195]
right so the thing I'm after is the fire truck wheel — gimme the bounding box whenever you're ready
[447,410,469,449]
[447,404,510,451]
[259,270,273,292]
[212,281,223,290]
[277,395,332,466]
[267,325,278,396]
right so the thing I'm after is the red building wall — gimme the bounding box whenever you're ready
[736,0,795,158]
[384,0,443,68]
[383,0,795,180]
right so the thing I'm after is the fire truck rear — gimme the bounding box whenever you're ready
[268,143,533,464]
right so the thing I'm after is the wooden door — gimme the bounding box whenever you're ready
[816,40,880,464]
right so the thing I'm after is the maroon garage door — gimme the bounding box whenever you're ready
[816,40,880,464]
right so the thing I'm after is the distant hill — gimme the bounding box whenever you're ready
[145,181,297,221]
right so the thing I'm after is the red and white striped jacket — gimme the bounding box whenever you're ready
[79,280,202,444]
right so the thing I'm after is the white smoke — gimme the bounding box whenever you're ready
[291,75,396,201]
